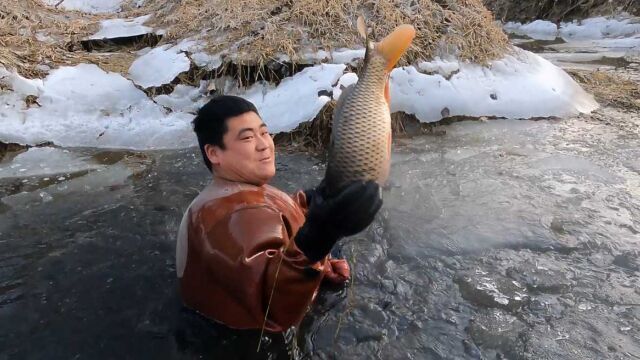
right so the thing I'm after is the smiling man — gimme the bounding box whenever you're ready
[176,95,382,332]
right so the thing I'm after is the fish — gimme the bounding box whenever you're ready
[323,17,415,196]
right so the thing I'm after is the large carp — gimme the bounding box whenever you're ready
[324,17,415,195]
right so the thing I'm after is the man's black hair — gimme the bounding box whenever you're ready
[192,95,259,172]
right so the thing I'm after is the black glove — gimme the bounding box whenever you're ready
[295,180,383,262]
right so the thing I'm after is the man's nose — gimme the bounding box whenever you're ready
[256,135,268,151]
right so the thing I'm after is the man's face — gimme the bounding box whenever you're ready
[206,111,276,186]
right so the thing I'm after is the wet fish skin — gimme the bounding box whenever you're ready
[324,22,415,196]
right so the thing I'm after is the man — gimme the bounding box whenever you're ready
[176,95,382,332]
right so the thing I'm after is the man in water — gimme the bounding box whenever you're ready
[176,95,382,332]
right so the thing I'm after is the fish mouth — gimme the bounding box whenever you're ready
[375,24,416,71]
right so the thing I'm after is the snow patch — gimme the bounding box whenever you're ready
[504,20,558,41]
[87,15,153,40]
[388,47,598,121]
[560,17,640,40]
[0,64,195,149]
[128,44,191,88]
[504,16,640,44]
[0,47,600,149]
[418,57,460,78]
[0,68,44,96]
[192,52,223,70]
[332,72,359,100]
[303,48,366,65]
[42,0,124,14]
[235,64,346,133]
[154,83,207,113]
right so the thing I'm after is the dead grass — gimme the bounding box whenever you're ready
[2,0,508,80]
[0,0,104,77]
[150,0,509,66]
[569,69,640,111]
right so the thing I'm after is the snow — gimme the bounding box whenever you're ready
[0,147,100,179]
[154,83,207,113]
[504,16,640,43]
[128,44,191,88]
[0,64,195,149]
[0,68,44,96]
[418,57,460,78]
[0,47,598,149]
[387,48,598,121]
[192,52,223,70]
[332,72,359,100]
[303,48,366,65]
[560,17,640,40]
[235,64,345,133]
[330,49,366,65]
[42,0,124,14]
[87,15,153,40]
[504,20,558,41]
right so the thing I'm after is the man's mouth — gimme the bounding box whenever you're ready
[259,156,272,162]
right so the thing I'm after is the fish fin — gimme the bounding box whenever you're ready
[357,15,373,66]
[357,15,367,40]
[384,79,390,105]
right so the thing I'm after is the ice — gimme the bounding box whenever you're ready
[330,48,366,65]
[191,52,222,70]
[560,17,640,40]
[417,57,460,78]
[326,48,597,123]
[549,38,640,53]
[0,68,44,96]
[41,0,124,14]
[504,20,559,40]
[235,64,345,133]
[86,15,153,40]
[0,63,346,147]
[0,147,100,179]
[503,16,640,49]
[332,72,359,100]
[128,45,191,88]
[153,83,207,113]
[0,64,196,149]
[389,47,598,121]
[303,48,366,65]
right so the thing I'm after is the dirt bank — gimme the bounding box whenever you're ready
[483,0,640,22]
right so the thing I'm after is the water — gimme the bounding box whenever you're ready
[1,108,639,359]
[2,38,640,360]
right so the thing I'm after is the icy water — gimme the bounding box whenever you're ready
[1,109,639,359]
[2,35,640,359]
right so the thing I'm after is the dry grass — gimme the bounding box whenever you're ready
[569,70,640,111]
[150,0,509,66]
[0,0,103,77]
[2,0,509,82]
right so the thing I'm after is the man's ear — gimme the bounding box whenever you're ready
[204,144,222,167]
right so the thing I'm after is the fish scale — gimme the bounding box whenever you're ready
[323,21,414,195]
[324,51,396,195]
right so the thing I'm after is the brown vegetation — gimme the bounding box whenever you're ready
[483,0,640,22]
[568,69,640,111]
[150,0,509,66]
[2,0,510,79]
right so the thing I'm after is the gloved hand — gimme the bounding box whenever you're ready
[295,180,383,262]
[323,258,351,285]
